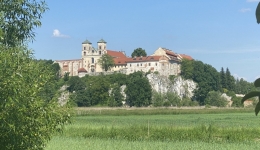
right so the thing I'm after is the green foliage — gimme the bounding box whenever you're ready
[67,76,86,92]
[126,71,152,107]
[0,0,48,46]
[108,84,123,107]
[232,96,243,107]
[97,54,115,71]
[234,78,256,94]
[192,61,221,104]
[74,90,92,107]
[180,59,193,79]
[242,91,260,115]
[131,47,147,58]
[220,67,226,90]
[63,72,70,82]
[0,46,71,149]
[256,2,260,24]
[168,75,176,83]
[153,71,159,75]
[166,92,181,107]
[225,68,235,91]
[205,91,227,107]
[152,91,164,107]
[87,76,110,106]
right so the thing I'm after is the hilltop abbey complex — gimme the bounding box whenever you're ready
[55,39,192,77]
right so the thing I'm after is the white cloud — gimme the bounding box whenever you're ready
[239,8,251,13]
[233,74,247,80]
[52,29,69,38]
[246,0,260,2]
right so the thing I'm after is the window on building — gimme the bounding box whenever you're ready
[130,64,131,67]
[89,47,91,50]
[92,50,94,53]
[104,46,106,49]
[92,57,94,63]
[155,63,157,66]
[99,46,101,49]
[84,47,86,50]
[140,63,142,66]
[84,52,86,56]
[148,63,151,66]
[99,51,101,55]
[137,64,139,67]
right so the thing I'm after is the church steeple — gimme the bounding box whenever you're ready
[97,39,107,55]
[82,39,92,57]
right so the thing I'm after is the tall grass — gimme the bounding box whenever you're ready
[45,137,260,150]
[46,109,260,150]
[63,124,260,142]
[75,107,254,116]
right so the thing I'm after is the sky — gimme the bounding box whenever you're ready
[29,0,260,82]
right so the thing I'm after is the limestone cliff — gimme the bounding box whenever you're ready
[146,74,197,99]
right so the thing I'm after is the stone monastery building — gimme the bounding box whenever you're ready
[55,39,192,77]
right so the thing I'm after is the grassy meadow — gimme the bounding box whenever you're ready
[45,108,260,150]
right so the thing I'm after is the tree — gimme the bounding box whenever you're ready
[220,67,226,90]
[225,68,235,91]
[180,59,193,79]
[67,76,86,92]
[152,91,164,107]
[87,76,110,105]
[125,71,152,107]
[0,1,71,149]
[0,0,48,46]
[108,84,124,107]
[205,91,227,107]
[166,92,181,107]
[98,54,115,71]
[191,61,221,105]
[0,46,71,149]
[131,48,147,58]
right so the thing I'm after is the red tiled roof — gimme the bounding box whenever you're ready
[126,56,162,63]
[113,56,163,65]
[113,57,127,65]
[78,68,87,72]
[107,50,127,58]
[179,54,193,60]
[165,50,177,57]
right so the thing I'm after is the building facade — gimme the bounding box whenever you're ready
[55,39,192,77]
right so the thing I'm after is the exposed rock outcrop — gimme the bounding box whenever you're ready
[147,74,197,99]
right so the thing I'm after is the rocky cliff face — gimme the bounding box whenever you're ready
[147,74,197,99]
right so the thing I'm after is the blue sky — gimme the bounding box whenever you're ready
[29,0,260,82]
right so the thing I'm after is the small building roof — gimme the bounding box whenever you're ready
[82,39,92,44]
[97,39,107,43]
[126,56,162,63]
[178,54,193,60]
[107,50,127,58]
[78,68,88,73]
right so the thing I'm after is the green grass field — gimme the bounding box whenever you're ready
[45,108,260,150]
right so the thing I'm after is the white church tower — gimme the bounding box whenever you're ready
[81,39,107,73]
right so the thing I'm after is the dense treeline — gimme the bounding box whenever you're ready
[180,59,257,106]
[67,71,153,107]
